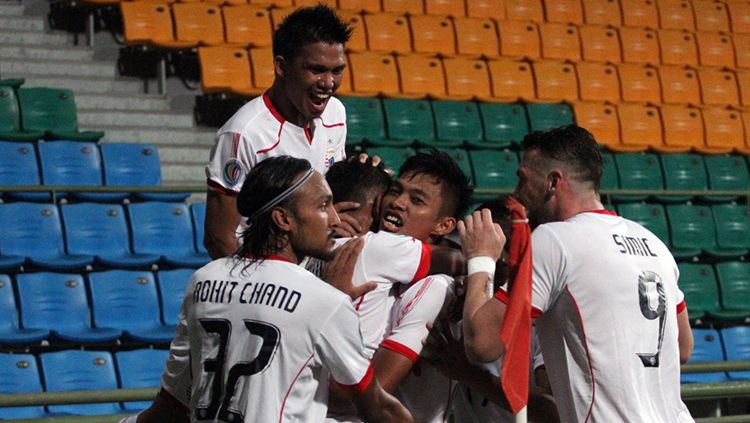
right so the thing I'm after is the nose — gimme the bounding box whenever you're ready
[328,204,341,226]
[390,192,408,210]
[318,72,335,91]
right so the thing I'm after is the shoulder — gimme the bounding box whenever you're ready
[217,96,274,135]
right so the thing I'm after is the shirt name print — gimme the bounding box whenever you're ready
[192,279,302,313]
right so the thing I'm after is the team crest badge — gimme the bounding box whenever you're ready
[324,147,336,170]
[223,159,245,187]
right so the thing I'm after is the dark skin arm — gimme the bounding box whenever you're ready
[350,377,416,423]
[204,189,242,260]
[136,390,189,423]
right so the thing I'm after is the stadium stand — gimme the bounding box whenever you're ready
[0,275,50,345]
[158,268,194,326]
[0,141,46,201]
[0,353,47,419]
[410,14,456,56]
[682,329,730,383]
[679,263,721,322]
[17,88,104,141]
[115,349,169,411]
[381,98,436,146]
[722,326,750,380]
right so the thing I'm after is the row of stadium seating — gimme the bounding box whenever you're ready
[680,262,750,322]
[0,269,191,345]
[1,349,167,418]
[0,141,189,202]
[0,202,208,272]
[683,327,750,383]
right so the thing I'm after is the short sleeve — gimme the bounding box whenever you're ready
[315,298,373,393]
[362,233,431,286]
[529,226,567,314]
[205,131,255,194]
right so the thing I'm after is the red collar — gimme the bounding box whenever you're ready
[581,209,617,216]
[262,91,285,125]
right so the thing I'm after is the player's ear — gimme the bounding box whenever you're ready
[271,206,294,232]
[431,216,456,238]
[274,55,286,79]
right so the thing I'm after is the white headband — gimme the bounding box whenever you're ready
[246,168,315,225]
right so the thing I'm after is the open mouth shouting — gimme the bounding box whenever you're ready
[381,213,404,233]
[309,92,331,115]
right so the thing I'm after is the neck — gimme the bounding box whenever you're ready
[274,243,300,264]
[557,190,604,221]
[267,83,311,128]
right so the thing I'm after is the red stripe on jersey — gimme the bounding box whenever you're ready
[158,387,190,415]
[676,299,687,314]
[397,277,434,326]
[320,119,345,128]
[355,293,366,311]
[582,209,617,216]
[381,339,419,362]
[207,179,239,196]
[257,122,284,155]
[279,354,315,423]
[566,288,596,423]
[304,127,312,144]
[338,364,374,394]
[232,132,241,158]
[494,288,543,318]
[410,242,432,284]
[263,92,285,124]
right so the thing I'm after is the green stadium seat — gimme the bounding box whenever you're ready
[430,100,483,147]
[339,97,386,145]
[678,263,721,322]
[17,88,103,141]
[712,262,750,322]
[469,150,518,200]
[613,153,663,202]
[666,204,714,259]
[0,86,43,141]
[658,153,708,203]
[381,99,435,147]
[419,147,473,185]
[707,204,750,257]
[600,153,618,192]
[365,146,416,175]
[476,103,529,148]
[526,103,574,132]
[703,155,750,202]
[616,203,670,248]
[0,78,24,88]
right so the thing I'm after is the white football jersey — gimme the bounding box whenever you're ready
[176,256,372,423]
[498,210,693,423]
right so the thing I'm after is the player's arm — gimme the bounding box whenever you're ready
[136,389,189,423]
[349,376,416,423]
[204,189,241,259]
[429,245,466,277]
[676,305,693,364]
[370,347,417,394]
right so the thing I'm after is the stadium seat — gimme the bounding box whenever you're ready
[600,152,618,191]
[617,63,661,103]
[543,0,584,23]
[337,11,367,52]
[579,25,622,63]
[678,263,721,321]
[431,100,483,146]
[17,88,104,141]
[338,0,380,12]
[693,0,731,32]
[339,97,386,143]
[37,141,115,202]
[657,0,695,30]
[198,46,258,96]
[713,262,750,322]
[477,102,528,148]
[442,57,493,101]
[505,0,544,21]
[248,46,275,92]
[496,20,541,59]
[682,329,729,383]
[469,150,518,197]
[658,153,708,202]
[152,3,224,48]
[365,146,417,174]
[0,275,49,345]
[698,68,740,107]
[708,204,750,256]
[40,350,122,415]
[0,85,43,141]
[581,0,622,25]
[728,1,750,33]
[364,13,411,54]
[617,203,670,247]
[613,153,663,202]
[120,2,183,46]
[658,30,699,66]
[222,5,272,47]
[539,22,581,61]
[61,203,160,269]
[658,65,702,105]
[116,349,169,411]
[736,34,750,68]
[100,143,189,202]
[191,203,207,255]
[425,0,465,16]
[158,268,193,326]
[0,77,25,88]
[704,155,750,196]
[382,98,436,146]
[0,141,47,201]
[487,58,536,102]
[467,0,505,18]
[737,70,750,107]
[666,204,716,258]
[721,326,750,380]
[347,52,400,97]
[657,104,704,153]
[0,202,94,271]
[89,270,176,342]
[698,108,745,155]
[572,101,621,150]
[382,0,424,14]
[620,0,659,28]
[531,60,579,102]
[422,147,473,184]
[615,103,662,152]
[16,272,122,343]
[396,54,447,99]
[453,17,499,58]
[695,31,736,68]
[619,27,660,65]
[526,103,574,132]
[0,353,46,419]
[409,15,457,56]
[576,62,620,102]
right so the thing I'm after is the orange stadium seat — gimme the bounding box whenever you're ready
[382,0,424,14]
[619,27,660,65]
[699,107,745,154]
[425,0,466,17]
[532,59,579,101]
[410,15,457,56]
[337,11,367,52]
[736,34,750,68]
[736,70,750,107]
[727,2,750,33]
[693,0,731,32]
[659,65,702,105]
[657,0,696,30]
[270,7,294,27]
[620,0,659,28]
[505,0,544,21]
[656,104,705,153]
[364,13,412,54]
[198,46,258,96]
[539,22,581,61]
[487,58,536,101]
[454,17,500,57]
[222,5,273,47]
[338,0,380,13]
[249,0,292,6]
[576,61,621,101]
[658,29,698,66]
[120,2,182,46]
[616,102,663,152]
[572,101,621,149]
[347,52,400,96]
[581,0,622,25]
[249,46,275,91]
[698,68,741,106]
[396,54,447,98]
[467,0,506,18]
[442,57,493,100]
[696,31,736,68]
[497,20,541,59]
[741,111,750,154]
[543,0,584,24]
[579,25,622,62]
[618,63,662,103]
[157,3,224,47]
[293,0,336,6]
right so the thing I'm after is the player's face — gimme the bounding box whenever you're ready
[279,42,346,127]
[515,149,551,226]
[289,172,340,261]
[379,172,446,243]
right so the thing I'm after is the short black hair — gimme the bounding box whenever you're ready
[326,157,391,204]
[398,149,473,219]
[520,124,603,191]
[273,5,352,60]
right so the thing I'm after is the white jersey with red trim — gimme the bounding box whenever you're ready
[502,210,692,423]
[175,256,371,423]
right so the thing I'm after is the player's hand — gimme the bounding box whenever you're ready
[422,314,471,380]
[321,237,376,300]
[457,208,506,262]
[333,201,363,237]
[357,152,382,167]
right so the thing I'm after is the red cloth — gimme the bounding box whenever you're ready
[499,196,533,414]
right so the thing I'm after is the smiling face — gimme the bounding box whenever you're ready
[286,172,340,261]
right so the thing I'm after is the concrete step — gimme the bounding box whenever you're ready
[78,110,195,129]
[3,59,116,78]
[158,146,207,164]
[0,15,45,31]
[75,93,171,112]
[0,44,94,61]
[7,75,144,94]
[0,2,24,16]
[161,163,205,185]
[97,126,216,146]
[0,30,71,46]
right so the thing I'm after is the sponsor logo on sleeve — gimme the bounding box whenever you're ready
[223,158,245,187]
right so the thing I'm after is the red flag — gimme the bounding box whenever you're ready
[499,196,533,414]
